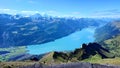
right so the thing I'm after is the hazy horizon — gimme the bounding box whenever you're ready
[0,0,120,18]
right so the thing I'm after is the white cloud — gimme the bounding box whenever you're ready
[61,12,82,18]
[47,10,57,13]
[0,8,120,18]
[0,9,17,14]
[0,9,58,16]
[21,10,40,14]
[0,8,82,17]
[44,10,60,16]
[91,9,120,18]
[0,8,43,15]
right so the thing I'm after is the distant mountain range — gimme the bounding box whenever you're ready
[0,13,114,47]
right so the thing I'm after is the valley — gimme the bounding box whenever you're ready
[0,14,107,48]
[0,14,120,68]
[0,0,120,68]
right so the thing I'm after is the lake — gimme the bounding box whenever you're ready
[26,28,95,54]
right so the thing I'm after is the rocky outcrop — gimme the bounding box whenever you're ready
[20,62,120,68]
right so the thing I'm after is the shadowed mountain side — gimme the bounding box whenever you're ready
[40,43,114,64]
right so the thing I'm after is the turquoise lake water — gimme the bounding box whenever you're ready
[26,28,95,54]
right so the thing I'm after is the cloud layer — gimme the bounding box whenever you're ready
[0,8,120,18]
[92,9,120,18]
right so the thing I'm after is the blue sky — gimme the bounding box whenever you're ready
[0,0,120,18]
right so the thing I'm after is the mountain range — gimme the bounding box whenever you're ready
[0,14,120,67]
[95,21,120,57]
[0,13,113,47]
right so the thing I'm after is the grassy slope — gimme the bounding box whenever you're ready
[0,61,38,68]
[39,43,115,65]
[40,52,55,64]
[82,55,120,65]
[40,51,69,64]
[1,57,120,68]
[0,46,27,61]
[104,35,120,57]
[88,21,120,65]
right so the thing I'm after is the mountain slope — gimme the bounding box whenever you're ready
[0,14,111,47]
[39,43,114,64]
[94,21,120,57]
[104,35,120,57]
[95,21,120,42]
